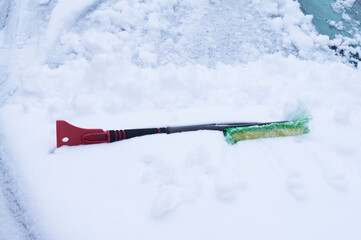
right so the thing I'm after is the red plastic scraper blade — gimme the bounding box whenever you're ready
[56,120,109,147]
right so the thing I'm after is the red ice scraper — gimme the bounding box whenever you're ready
[56,112,311,147]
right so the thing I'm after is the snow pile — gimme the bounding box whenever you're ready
[44,0,337,68]
[332,0,356,12]
[1,0,361,240]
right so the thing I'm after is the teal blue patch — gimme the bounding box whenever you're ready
[299,0,360,39]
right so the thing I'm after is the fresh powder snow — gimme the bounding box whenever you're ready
[0,0,361,240]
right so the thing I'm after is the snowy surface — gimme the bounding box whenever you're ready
[1,0,361,240]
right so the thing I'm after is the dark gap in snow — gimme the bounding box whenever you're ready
[0,0,12,30]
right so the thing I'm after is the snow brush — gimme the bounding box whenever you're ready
[56,112,311,147]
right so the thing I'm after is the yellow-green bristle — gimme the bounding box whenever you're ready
[224,111,311,144]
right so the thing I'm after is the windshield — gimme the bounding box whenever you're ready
[299,0,361,38]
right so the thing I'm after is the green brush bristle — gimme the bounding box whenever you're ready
[224,111,311,144]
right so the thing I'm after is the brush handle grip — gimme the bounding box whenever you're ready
[108,128,168,142]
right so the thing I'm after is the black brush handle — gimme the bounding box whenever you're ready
[108,124,220,142]
[107,121,289,142]
[108,128,168,142]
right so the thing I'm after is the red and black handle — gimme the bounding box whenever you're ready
[57,121,170,147]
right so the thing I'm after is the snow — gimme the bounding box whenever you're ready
[333,0,356,11]
[1,0,361,240]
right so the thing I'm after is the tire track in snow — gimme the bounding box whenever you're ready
[0,0,58,102]
[0,145,38,240]
[0,1,109,238]
[0,1,59,239]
